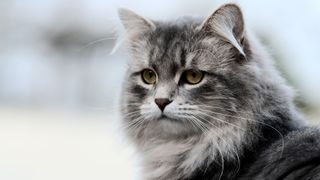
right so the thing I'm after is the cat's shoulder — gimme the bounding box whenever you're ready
[244,126,320,180]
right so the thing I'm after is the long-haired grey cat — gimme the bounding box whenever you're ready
[118,3,320,180]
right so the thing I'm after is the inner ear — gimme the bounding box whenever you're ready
[198,4,247,60]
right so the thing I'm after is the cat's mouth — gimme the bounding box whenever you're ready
[159,114,169,119]
[158,114,179,122]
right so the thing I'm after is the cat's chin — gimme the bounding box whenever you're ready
[143,116,201,138]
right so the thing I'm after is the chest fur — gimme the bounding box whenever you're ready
[142,128,245,180]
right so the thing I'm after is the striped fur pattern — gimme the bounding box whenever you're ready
[119,4,319,180]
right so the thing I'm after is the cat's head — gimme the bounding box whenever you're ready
[119,4,286,140]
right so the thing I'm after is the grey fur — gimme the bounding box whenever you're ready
[119,4,319,180]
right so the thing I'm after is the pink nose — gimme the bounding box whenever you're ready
[155,98,172,111]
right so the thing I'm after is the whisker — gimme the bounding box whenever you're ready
[195,111,246,131]
[122,116,145,130]
[192,114,225,179]
[193,113,244,177]
[189,115,209,135]
[77,37,117,52]
[123,110,141,117]
[178,114,206,133]
[197,109,284,159]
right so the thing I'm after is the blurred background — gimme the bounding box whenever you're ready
[0,0,320,179]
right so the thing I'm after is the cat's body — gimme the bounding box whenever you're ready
[118,4,320,180]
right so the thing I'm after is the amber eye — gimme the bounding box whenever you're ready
[141,69,157,84]
[185,70,204,85]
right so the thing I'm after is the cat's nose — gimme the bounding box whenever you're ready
[155,98,172,112]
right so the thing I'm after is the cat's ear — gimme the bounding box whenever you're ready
[199,4,247,59]
[118,8,156,35]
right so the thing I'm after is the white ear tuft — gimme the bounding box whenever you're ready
[199,4,246,57]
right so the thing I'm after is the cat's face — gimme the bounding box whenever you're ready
[120,5,253,138]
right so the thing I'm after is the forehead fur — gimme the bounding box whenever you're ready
[127,17,238,77]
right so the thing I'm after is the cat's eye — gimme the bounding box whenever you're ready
[141,69,157,84]
[184,70,204,85]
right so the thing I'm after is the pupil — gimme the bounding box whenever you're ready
[192,73,196,78]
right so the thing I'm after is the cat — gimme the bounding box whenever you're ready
[118,3,320,180]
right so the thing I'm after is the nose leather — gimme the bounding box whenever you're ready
[155,98,172,111]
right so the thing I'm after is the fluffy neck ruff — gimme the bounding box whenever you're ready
[139,124,246,180]
[134,107,300,180]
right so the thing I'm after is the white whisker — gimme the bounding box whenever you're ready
[77,37,117,52]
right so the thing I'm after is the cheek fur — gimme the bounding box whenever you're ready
[129,84,148,100]
[140,98,162,120]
